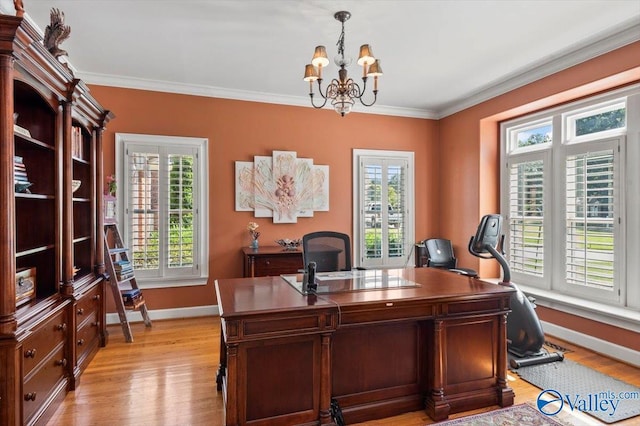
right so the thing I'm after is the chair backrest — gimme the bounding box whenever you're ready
[425,238,457,269]
[302,231,352,272]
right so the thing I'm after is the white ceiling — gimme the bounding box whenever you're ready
[5,0,640,118]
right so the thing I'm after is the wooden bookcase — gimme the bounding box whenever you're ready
[0,12,113,425]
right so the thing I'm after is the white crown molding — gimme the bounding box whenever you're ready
[436,17,640,119]
[79,71,437,119]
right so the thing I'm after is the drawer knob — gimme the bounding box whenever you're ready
[24,348,37,358]
[24,392,37,401]
[77,339,85,346]
[93,294,101,301]
[77,308,85,315]
[265,260,270,265]
[55,358,68,367]
[92,321,100,328]
[55,323,67,332]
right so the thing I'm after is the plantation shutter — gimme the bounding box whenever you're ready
[128,149,160,274]
[126,145,198,278]
[508,159,544,277]
[565,149,615,290]
[359,157,409,268]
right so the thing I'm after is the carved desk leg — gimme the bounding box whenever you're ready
[425,319,450,421]
[497,312,514,407]
[319,332,333,424]
[224,343,239,425]
[216,323,227,391]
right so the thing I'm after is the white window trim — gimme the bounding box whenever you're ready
[500,84,640,324]
[115,133,209,289]
[352,149,415,269]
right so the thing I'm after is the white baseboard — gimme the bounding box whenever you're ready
[106,305,220,325]
[542,320,640,367]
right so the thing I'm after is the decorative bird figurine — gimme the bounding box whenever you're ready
[13,0,24,17]
[43,8,71,59]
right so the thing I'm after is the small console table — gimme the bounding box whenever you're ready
[242,246,303,277]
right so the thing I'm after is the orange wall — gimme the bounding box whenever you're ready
[439,42,640,274]
[439,41,640,350]
[87,86,438,311]
[90,41,640,352]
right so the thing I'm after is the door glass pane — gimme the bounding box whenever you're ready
[361,160,408,265]
[387,164,405,258]
[364,164,382,259]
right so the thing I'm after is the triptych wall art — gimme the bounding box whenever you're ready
[235,150,329,223]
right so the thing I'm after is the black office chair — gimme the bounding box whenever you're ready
[425,238,477,277]
[302,231,353,272]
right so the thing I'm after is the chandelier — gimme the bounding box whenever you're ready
[303,11,383,116]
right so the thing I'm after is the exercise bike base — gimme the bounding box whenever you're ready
[510,351,564,369]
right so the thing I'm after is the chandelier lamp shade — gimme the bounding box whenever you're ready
[303,11,383,116]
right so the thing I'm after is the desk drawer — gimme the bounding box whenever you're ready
[22,309,67,377]
[253,255,302,276]
[23,345,67,423]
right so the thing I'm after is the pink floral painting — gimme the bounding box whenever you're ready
[235,151,329,223]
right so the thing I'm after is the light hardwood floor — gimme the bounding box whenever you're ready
[45,316,640,426]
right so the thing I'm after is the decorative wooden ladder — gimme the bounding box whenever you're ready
[104,223,152,342]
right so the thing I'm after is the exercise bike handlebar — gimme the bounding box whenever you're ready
[468,234,511,284]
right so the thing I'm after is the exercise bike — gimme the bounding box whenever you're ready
[468,214,564,369]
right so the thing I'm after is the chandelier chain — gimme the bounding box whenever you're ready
[336,20,346,60]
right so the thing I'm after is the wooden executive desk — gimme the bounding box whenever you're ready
[215,268,515,425]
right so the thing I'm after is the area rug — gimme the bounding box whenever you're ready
[514,358,640,424]
[435,403,565,425]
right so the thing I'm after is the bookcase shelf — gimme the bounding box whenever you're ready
[1,11,114,425]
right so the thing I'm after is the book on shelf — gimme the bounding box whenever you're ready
[72,126,84,159]
[13,156,32,192]
[13,124,31,138]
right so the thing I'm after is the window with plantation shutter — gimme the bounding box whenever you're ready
[116,134,209,288]
[353,150,414,269]
[501,89,635,307]
[565,145,617,292]
[508,159,545,277]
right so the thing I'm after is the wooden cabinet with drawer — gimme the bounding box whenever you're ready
[242,246,303,277]
[20,301,70,425]
[1,12,111,425]
[72,280,105,383]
